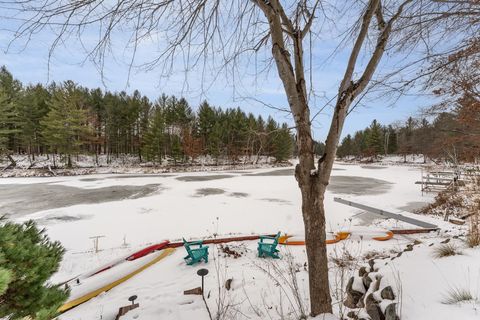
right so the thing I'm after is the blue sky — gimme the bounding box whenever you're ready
[0,4,433,142]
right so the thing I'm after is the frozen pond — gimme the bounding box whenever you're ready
[1,171,391,217]
[0,163,430,252]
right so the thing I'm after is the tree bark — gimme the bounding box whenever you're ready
[294,118,332,315]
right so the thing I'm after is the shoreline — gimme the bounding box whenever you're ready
[0,161,292,178]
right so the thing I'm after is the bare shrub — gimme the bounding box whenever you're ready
[417,189,465,217]
[208,220,239,320]
[466,185,480,248]
[330,242,362,319]
[254,251,308,319]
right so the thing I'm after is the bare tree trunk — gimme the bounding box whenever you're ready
[295,121,332,314]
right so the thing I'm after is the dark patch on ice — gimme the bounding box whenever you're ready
[46,215,83,222]
[327,176,392,195]
[228,192,249,198]
[260,198,291,205]
[0,183,163,217]
[397,201,428,212]
[176,175,234,182]
[194,188,226,196]
[360,165,387,170]
[353,211,385,226]
[80,174,175,182]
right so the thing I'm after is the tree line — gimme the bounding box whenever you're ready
[337,111,480,162]
[0,67,294,167]
[338,28,479,164]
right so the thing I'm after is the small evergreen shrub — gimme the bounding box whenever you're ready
[0,220,68,319]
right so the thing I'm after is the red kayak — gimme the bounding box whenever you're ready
[84,240,170,279]
[126,241,170,261]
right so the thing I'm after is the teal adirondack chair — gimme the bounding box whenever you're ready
[183,238,209,265]
[257,232,281,259]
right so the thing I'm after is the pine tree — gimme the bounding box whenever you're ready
[225,108,248,160]
[208,121,224,163]
[137,95,153,160]
[265,116,278,156]
[386,125,398,154]
[142,107,166,163]
[17,84,51,158]
[197,101,216,153]
[366,119,383,157]
[0,89,19,153]
[170,135,183,164]
[0,220,67,319]
[0,66,22,101]
[0,67,22,154]
[41,81,90,167]
[397,117,417,161]
[87,88,106,159]
[337,134,353,158]
[272,123,293,162]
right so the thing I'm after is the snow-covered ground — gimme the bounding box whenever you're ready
[2,163,478,319]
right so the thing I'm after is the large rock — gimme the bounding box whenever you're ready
[385,303,399,320]
[373,277,382,291]
[344,277,365,308]
[381,286,395,300]
[362,273,373,289]
[347,310,358,319]
[359,266,368,277]
[366,302,385,320]
[364,293,378,306]
[365,293,385,320]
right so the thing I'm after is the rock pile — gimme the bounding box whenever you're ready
[344,259,399,320]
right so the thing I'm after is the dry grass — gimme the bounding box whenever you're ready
[466,227,480,248]
[331,249,357,268]
[417,189,464,216]
[433,243,463,258]
[466,199,480,248]
[442,287,475,305]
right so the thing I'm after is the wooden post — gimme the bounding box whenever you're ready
[89,235,105,253]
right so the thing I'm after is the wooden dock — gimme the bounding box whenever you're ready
[417,167,479,194]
